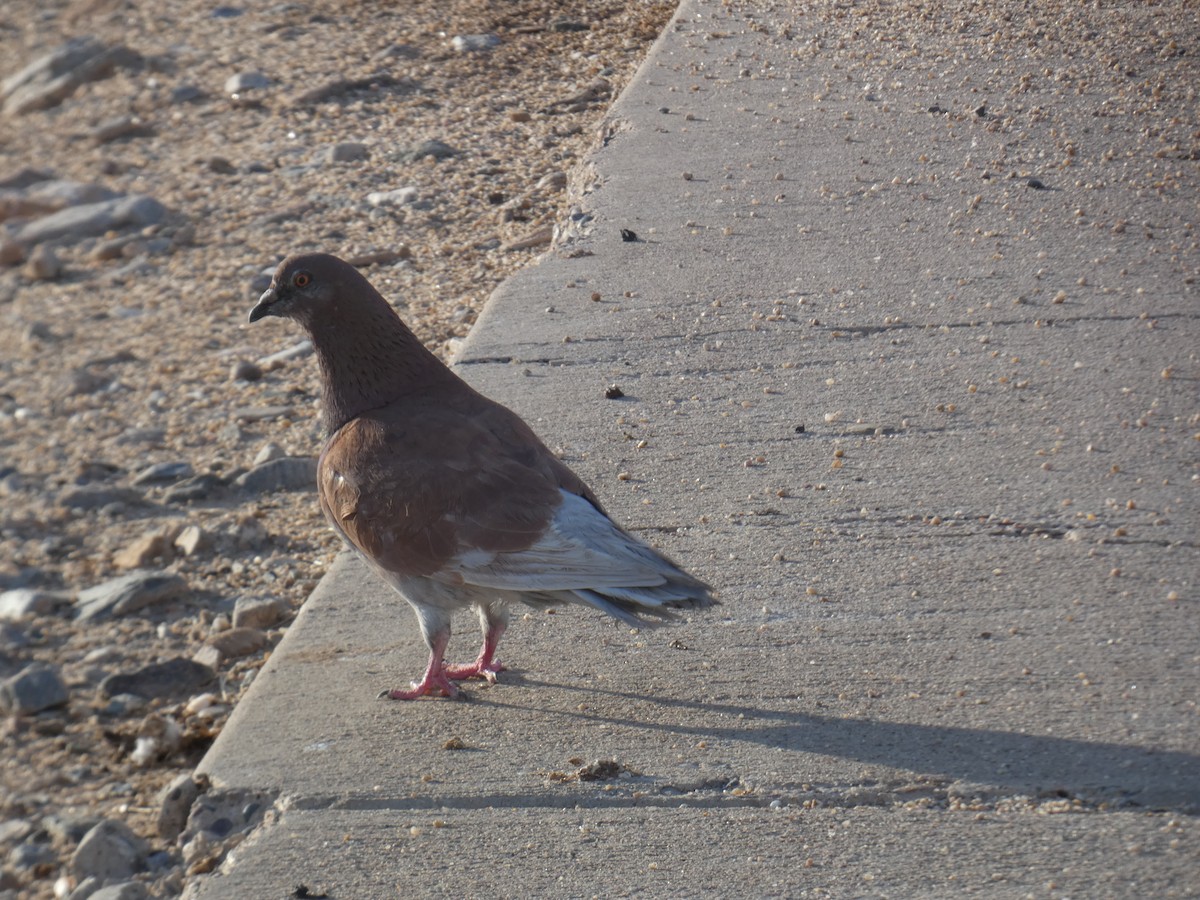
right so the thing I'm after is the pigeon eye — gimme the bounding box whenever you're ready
[292,271,312,288]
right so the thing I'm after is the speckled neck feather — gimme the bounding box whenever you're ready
[301,276,458,434]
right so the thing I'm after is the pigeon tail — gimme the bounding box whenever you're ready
[565,579,716,628]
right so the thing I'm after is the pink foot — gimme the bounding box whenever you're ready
[381,618,509,699]
[381,635,461,700]
[443,620,507,684]
[444,658,506,684]
[384,670,459,700]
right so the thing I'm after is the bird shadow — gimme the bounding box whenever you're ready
[474,675,1200,814]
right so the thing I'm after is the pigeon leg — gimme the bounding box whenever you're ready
[444,608,507,683]
[386,628,459,700]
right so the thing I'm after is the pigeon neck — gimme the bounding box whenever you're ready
[307,299,451,433]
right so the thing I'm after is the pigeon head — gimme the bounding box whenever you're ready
[249,252,371,326]
[246,251,460,433]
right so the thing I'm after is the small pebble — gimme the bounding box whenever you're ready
[404,139,457,162]
[231,359,263,381]
[23,244,62,280]
[185,693,219,715]
[200,627,267,664]
[224,72,269,94]
[450,33,501,52]
[232,595,283,629]
[113,531,172,570]
[324,142,370,163]
[252,442,287,466]
[367,187,419,207]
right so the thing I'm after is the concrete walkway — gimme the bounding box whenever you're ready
[189,1,1199,896]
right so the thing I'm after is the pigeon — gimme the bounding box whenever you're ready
[248,252,715,699]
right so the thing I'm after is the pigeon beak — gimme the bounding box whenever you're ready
[248,286,280,323]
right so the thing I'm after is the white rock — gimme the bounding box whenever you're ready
[130,714,182,767]
[184,692,219,715]
[174,524,209,557]
[224,71,269,94]
[0,588,69,621]
[194,704,230,722]
[367,187,419,207]
[451,33,501,52]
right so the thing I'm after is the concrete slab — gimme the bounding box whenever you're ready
[195,806,1197,898]
[189,0,1199,895]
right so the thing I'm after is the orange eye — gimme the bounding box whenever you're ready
[292,271,312,288]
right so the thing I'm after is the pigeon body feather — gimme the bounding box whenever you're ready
[249,252,715,698]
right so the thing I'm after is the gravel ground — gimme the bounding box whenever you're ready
[0,1,674,897]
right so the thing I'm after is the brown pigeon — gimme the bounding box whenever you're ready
[248,253,715,699]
